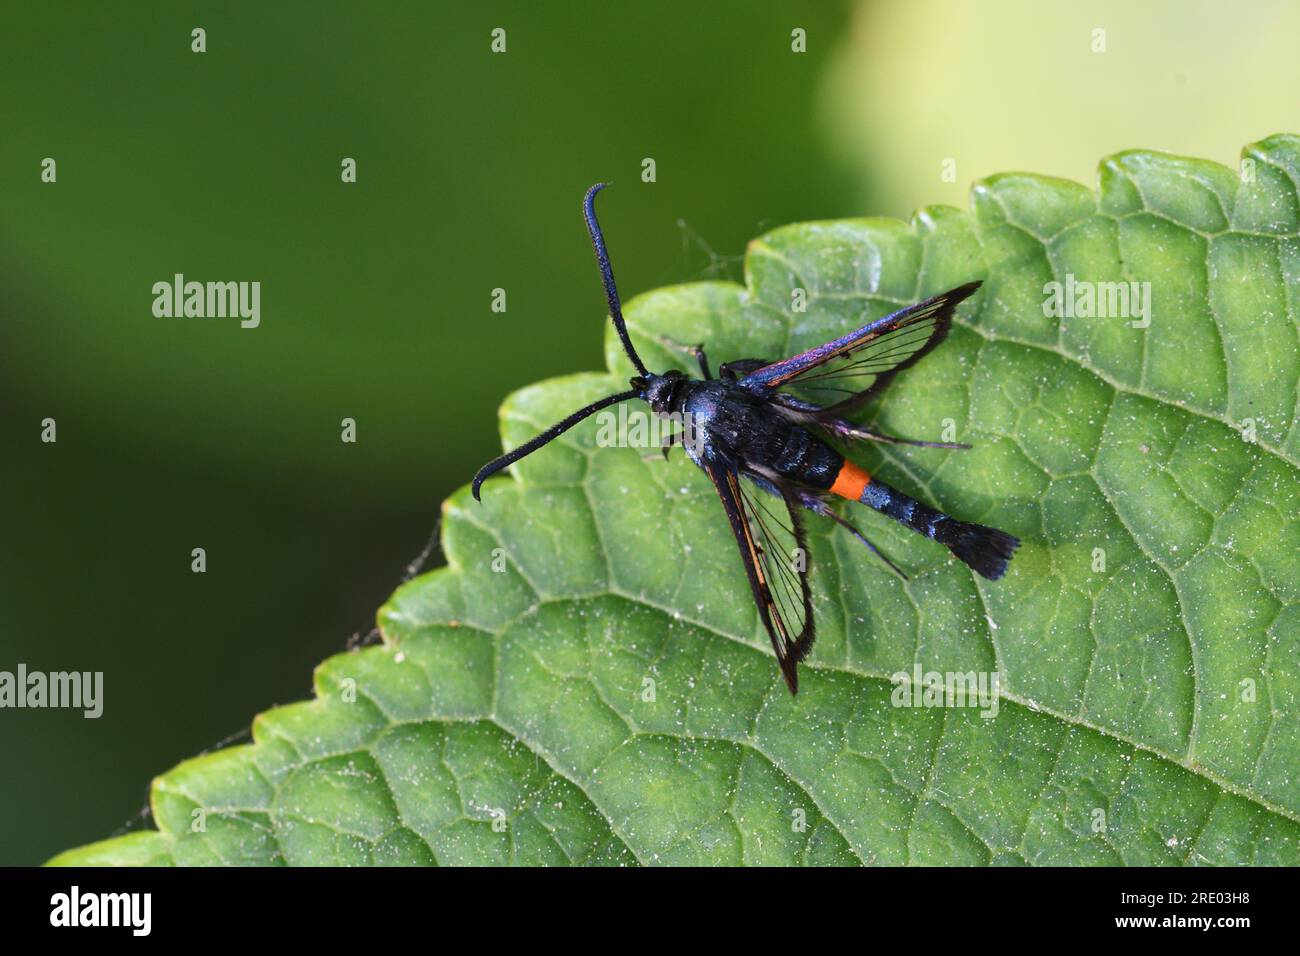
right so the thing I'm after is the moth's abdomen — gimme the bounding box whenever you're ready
[828,461,872,500]
[857,477,1020,580]
[768,426,844,488]
[859,479,946,538]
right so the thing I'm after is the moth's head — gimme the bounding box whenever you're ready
[633,369,686,414]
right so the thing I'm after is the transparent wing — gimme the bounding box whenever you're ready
[702,459,814,694]
[740,282,980,413]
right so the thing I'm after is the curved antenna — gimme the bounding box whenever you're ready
[472,388,640,500]
[584,183,650,378]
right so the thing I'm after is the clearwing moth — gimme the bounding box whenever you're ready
[474,185,1018,693]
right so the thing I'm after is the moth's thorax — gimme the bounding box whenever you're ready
[680,381,777,459]
[680,380,844,487]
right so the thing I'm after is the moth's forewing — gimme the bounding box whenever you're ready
[702,458,814,694]
[740,281,981,413]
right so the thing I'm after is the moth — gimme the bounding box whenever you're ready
[473,184,1019,693]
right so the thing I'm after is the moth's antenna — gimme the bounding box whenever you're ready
[472,388,640,500]
[584,183,650,378]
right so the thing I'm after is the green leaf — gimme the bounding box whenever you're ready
[50,137,1300,866]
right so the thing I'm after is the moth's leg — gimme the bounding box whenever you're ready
[684,344,712,379]
[654,336,713,378]
[641,430,681,462]
[820,417,970,450]
[661,429,681,460]
[718,358,770,381]
[794,490,909,580]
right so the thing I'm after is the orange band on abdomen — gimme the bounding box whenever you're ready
[829,461,871,501]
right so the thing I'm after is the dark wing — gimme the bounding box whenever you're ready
[701,458,814,694]
[739,281,981,414]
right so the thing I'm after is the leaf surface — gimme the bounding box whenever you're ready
[51,137,1300,866]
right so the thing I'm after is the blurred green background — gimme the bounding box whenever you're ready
[1,1,1296,864]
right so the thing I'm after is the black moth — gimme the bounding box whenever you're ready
[473,184,1019,694]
